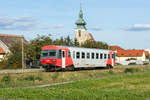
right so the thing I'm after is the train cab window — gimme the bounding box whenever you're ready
[108,54,110,59]
[76,52,80,59]
[92,53,95,59]
[82,52,85,59]
[42,50,48,57]
[73,51,75,59]
[87,53,90,59]
[104,54,107,59]
[49,50,56,57]
[96,53,99,59]
[100,53,103,59]
[68,52,71,58]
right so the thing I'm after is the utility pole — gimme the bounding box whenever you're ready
[22,37,24,70]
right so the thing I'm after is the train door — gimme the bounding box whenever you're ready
[62,50,66,68]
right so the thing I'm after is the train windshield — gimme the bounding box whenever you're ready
[42,50,56,57]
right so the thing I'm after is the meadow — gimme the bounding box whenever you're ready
[0,65,150,100]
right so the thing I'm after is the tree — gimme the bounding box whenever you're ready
[81,39,108,49]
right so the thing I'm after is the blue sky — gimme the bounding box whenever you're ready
[0,0,150,49]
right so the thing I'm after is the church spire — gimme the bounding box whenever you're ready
[75,4,86,30]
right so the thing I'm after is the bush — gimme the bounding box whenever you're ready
[24,75,42,81]
[143,62,149,65]
[1,74,11,83]
[108,70,114,74]
[128,62,136,65]
[124,68,140,73]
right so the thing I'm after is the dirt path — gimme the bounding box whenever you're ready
[25,81,75,88]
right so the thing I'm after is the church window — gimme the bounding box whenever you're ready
[78,30,81,37]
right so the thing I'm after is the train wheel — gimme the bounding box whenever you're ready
[66,65,74,71]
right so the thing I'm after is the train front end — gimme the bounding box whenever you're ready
[40,45,61,71]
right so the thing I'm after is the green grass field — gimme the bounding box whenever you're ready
[0,65,150,100]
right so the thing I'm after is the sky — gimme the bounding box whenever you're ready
[0,0,150,49]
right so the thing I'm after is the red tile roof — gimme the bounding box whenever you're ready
[0,48,5,54]
[144,51,149,57]
[109,46,124,51]
[117,50,145,57]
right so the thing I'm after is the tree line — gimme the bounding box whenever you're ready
[0,34,108,69]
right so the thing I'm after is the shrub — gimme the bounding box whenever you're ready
[124,68,140,73]
[108,70,114,74]
[128,62,136,65]
[24,75,43,81]
[143,62,149,65]
[1,74,11,83]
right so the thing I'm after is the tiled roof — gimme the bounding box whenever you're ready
[0,33,25,48]
[144,51,149,56]
[117,50,144,57]
[0,33,24,38]
[0,48,5,54]
[109,46,124,51]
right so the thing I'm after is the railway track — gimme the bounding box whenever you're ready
[0,67,110,74]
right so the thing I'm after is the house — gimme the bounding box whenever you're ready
[0,48,5,61]
[109,45,149,65]
[0,33,25,61]
[117,50,148,62]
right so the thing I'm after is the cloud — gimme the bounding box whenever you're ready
[53,24,64,29]
[88,26,102,31]
[0,16,37,31]
[123,24,150,31]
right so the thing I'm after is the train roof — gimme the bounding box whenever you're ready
[42,45,113,53]
[57,45,111,52]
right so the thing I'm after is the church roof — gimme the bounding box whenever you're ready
[75,5,86,30]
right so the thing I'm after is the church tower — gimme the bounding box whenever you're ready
[75,5,94,45]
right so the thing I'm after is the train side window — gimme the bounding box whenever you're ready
[73,51,75,59]
[104,54,107,59]
[87,53,90,59]
[92,53,95,59]
[62,51,65,58]
[58,50,62,58]
[76,52,80,59]
[100,53,103,59]
[82,52,85,59]
[108,54,110,59]
[96,53,99,59]
[112,54,115,59]
[68,51,71,58]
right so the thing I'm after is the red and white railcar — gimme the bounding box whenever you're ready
[40,45,116,71]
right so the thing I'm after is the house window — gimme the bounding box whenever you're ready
[76,52,80,59]
[87,53,90,59]
[78,30,81,37]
